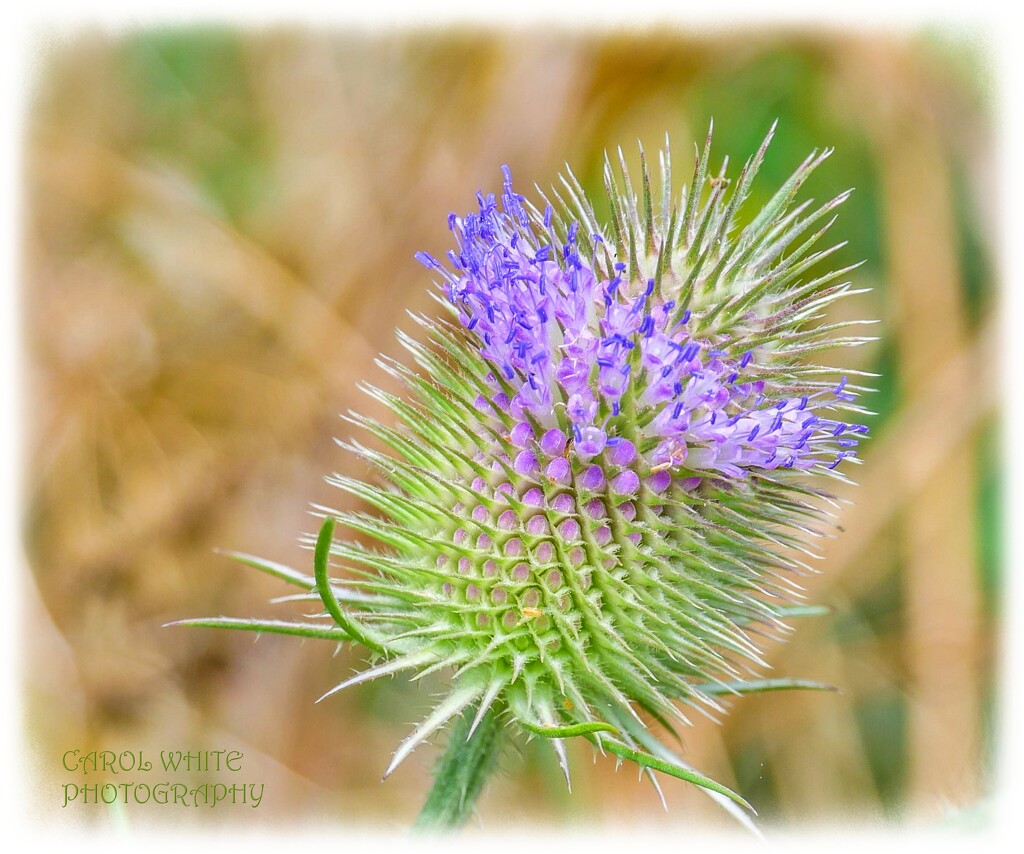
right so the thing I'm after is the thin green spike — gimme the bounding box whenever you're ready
[640,143,655,256]
[696,678,838,696]
[165,617,351,642]
[682,119,714,246]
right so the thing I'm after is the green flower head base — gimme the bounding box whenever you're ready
[177,124,872,827]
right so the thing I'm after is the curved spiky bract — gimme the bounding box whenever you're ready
[183,126,870,820]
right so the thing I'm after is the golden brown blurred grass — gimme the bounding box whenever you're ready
[22,26,998,828]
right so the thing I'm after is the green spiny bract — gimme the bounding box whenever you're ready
[178,123,871,819]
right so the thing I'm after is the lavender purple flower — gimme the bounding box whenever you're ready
[416,164,866,484]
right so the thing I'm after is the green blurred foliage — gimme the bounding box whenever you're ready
[120,29,269,222]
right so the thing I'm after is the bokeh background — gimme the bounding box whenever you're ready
[22,25,999,829]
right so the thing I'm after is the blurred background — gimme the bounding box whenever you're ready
[22,25,998,830]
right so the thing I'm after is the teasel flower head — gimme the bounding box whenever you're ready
[175,123,872,827]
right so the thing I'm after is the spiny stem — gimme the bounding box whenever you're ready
[414,701,503,832]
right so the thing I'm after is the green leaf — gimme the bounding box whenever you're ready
[697,678,838,696]
[592,738,756,814]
